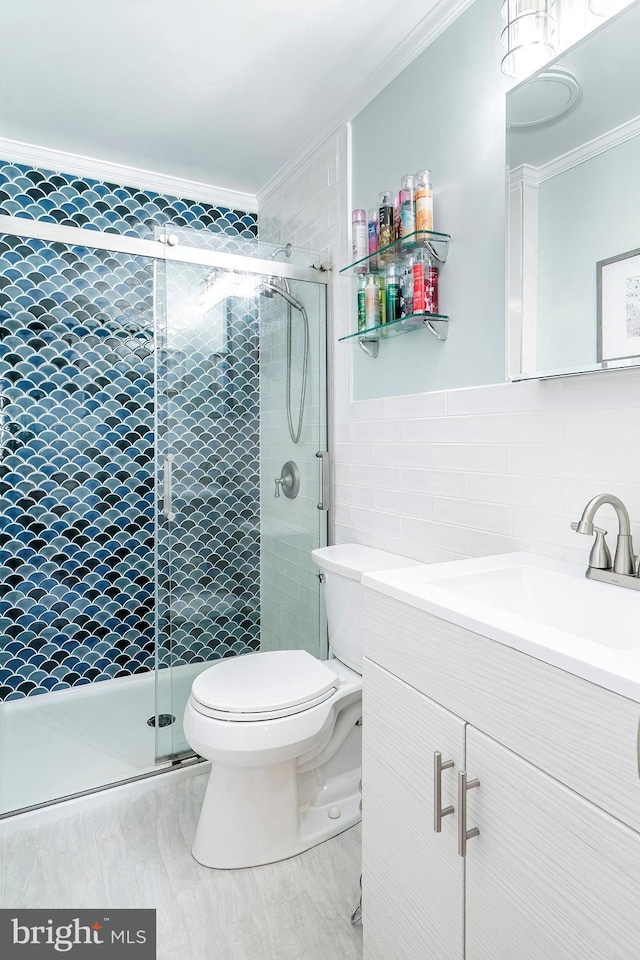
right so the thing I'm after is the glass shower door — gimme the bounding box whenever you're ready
[155,252,327,761]
[258,273,328,659]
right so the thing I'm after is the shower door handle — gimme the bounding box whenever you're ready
[316,451,330,511]
[163,454,175,521]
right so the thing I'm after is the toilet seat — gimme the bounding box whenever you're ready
[190,650,340,722]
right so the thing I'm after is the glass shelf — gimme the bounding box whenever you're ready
[339,229,450,276]
[338,313,449,357]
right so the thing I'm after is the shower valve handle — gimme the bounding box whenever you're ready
[274,462,300,500]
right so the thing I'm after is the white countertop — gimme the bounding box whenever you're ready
[362,552,640,703]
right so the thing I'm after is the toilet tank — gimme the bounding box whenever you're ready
[311,544,420,674]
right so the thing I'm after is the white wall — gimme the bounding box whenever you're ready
[350,0,510,398]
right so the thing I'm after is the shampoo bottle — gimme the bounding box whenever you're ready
[385,262,400,324]
[352,209,367,269]
[378,191,394,257]
[413,248,426,314]
[364,273,381,327]
[425,251,439,314]
[400,174,416,239]
[401,253,414,318]
[357,275,367,331]
[367,208,379,257]
[415,170,433,233]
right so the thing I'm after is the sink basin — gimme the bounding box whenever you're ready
[362,553,640,701]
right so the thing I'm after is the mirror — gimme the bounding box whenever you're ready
[506,0,640,380]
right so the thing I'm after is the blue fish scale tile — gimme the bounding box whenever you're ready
[0,162,259,700]
[0,161,258,242]
[156,270,260,672]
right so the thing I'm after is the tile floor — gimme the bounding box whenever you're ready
[0,770,363,960]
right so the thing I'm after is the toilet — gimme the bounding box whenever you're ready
[183,543,418,869]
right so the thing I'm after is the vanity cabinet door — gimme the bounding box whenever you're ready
[362,658,465,960]
[465,725,640,960]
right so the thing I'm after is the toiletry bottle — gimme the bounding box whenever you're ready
[352,209,367,270]
[425,251,439,314]
[413,248,426,314]
[367,208,378,257]
[357,275,367,331]
[415,170,433,233]
[385,262,400,324]
[400,175,416,239]
[394,192,401,242]
[401,253,414,318]
[378,191,394,258]
[364,273,380,327]
[378,274,387,327]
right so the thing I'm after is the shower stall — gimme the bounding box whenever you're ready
[0,216,328,816]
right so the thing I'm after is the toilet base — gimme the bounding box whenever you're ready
[191,761,362,869]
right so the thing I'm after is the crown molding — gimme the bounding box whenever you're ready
[536,113,640,182]
[257,0,476,207]
[508,114,640,187]
[508,163,540,186]
[0,136,258,213]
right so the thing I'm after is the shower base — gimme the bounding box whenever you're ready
[0,662,210,817]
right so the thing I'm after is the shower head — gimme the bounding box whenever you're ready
[260,279,305,314]
[269,243,293,261]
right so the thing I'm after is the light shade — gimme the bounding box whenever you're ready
[501,0,556,79]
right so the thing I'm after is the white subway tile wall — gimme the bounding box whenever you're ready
[259,283,326,657]
[259,125,640,576]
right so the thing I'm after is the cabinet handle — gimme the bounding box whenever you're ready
[458,770,480,857]
[433,751,455,832]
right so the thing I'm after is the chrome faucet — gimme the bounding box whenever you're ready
[572,493,640,590]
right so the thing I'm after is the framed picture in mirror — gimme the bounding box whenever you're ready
[597,247,640,363]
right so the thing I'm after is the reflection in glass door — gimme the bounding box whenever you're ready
[155,255,328,761]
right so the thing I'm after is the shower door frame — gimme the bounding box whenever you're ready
[0,214,331,813]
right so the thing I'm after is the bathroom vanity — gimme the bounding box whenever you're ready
[360,554,640,959]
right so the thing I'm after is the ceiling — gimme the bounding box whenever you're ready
[0,0,442,197]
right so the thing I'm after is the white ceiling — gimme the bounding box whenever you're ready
[0,0,443,197]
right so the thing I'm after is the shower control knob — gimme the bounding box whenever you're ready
[166,234,179,247]
[274,461,300,500]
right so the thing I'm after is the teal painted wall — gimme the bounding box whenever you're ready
[351,0,511,398]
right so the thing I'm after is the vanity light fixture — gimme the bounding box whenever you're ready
[501,0,557,79]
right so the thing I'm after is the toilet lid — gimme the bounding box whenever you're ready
[191,650,339,715]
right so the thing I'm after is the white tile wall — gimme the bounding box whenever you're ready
[258,284,326,657]
[259,125,640,577]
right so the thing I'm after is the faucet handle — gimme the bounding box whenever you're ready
[571,522,611,570]
[571,522,607,535]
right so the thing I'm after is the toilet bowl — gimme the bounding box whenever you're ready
[183,543,419,869]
